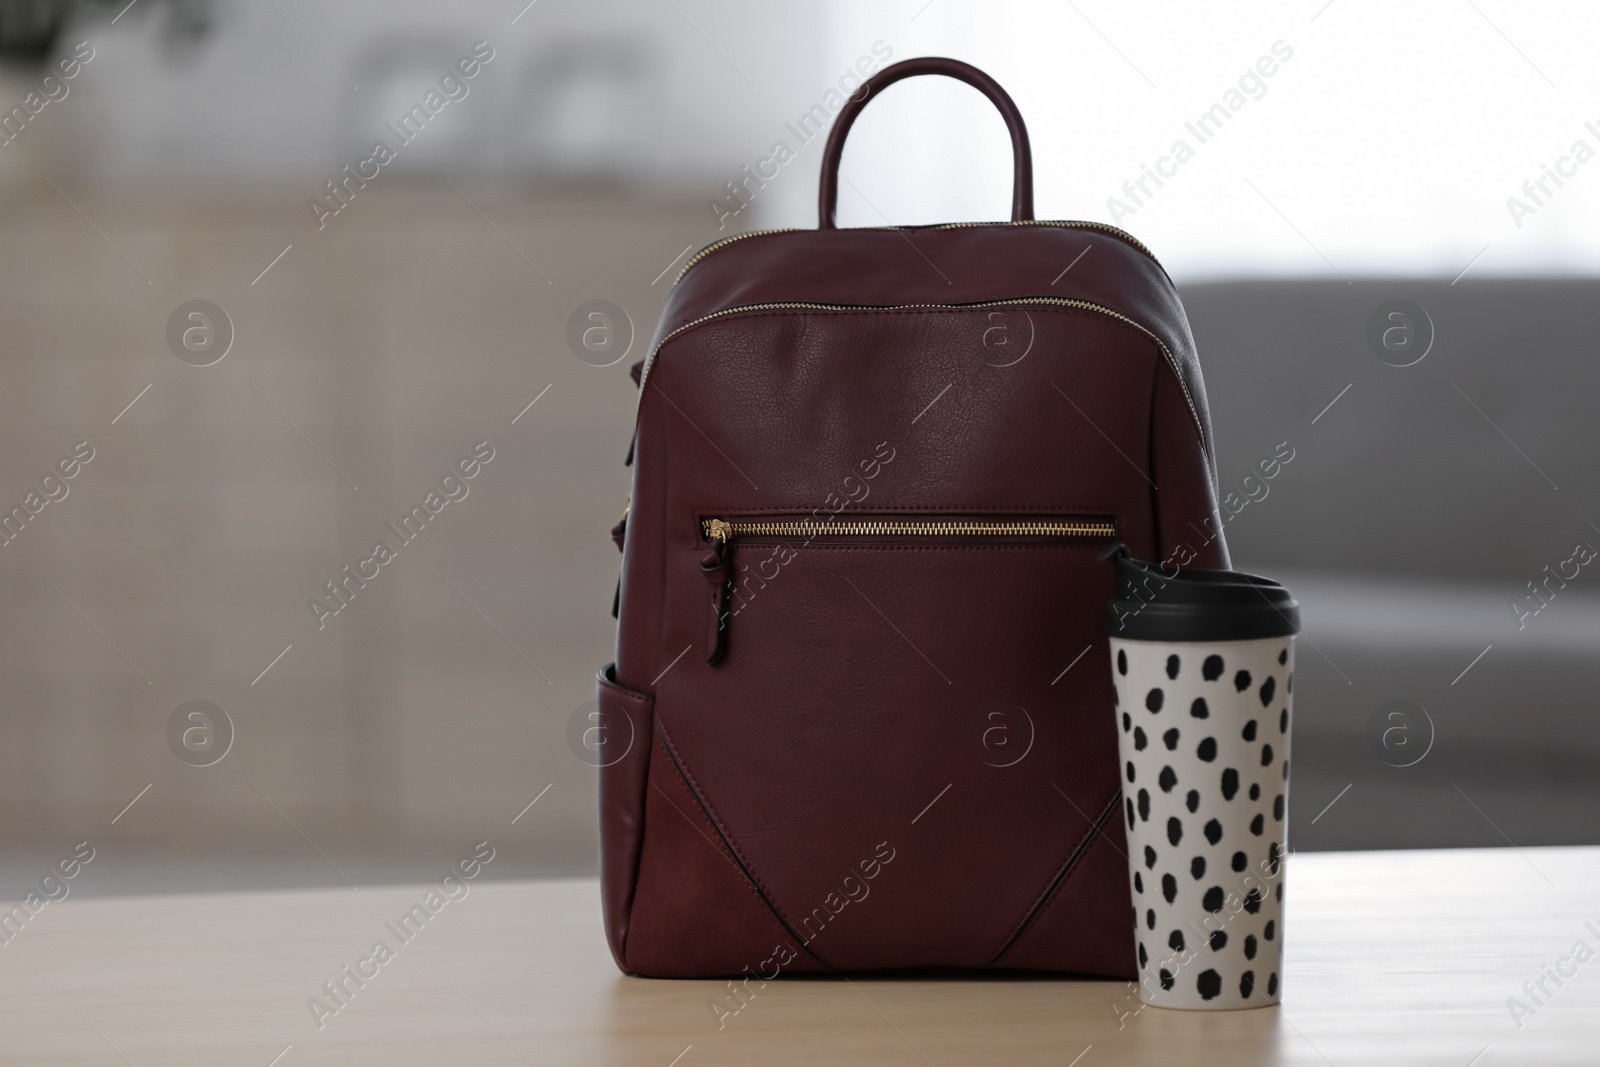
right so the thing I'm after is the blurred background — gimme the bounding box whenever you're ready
[2,0,1597,898]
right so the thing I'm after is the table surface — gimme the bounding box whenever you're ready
[2,846,1595,1066]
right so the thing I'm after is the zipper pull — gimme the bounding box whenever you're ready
[700,519,733,665]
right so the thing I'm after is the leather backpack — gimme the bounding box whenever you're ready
[598,57,1229,979]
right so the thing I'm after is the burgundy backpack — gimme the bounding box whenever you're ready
[599,57,1228,979]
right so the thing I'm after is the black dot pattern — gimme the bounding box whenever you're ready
[1112,637,1293,1006]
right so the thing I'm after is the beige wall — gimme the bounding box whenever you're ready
[0,183,701,866]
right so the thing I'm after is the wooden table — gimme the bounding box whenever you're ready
[3,847,1594,1065]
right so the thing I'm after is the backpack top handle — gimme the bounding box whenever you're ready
[817,56,1036,230]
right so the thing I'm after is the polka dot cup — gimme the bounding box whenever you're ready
[1110,634,1292,1011]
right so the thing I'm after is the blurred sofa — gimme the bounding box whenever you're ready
[1182,278,1600,849]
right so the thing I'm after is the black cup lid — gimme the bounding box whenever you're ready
[1103,543,1300,642]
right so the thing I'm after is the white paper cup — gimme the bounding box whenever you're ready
[1110,633,1292,1010]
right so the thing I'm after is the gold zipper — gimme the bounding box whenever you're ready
[674,228,797,282]
[674,219,1155,286]
[695,511,1115,665]
[637,296,1204,447]
[703,517,1116,542]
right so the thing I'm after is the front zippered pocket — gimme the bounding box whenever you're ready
[697,512,1116,664]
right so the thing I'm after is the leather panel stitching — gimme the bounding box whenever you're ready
[653,722,831,968]
[987,790,1121,966]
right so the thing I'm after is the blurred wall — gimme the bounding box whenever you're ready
[0,184,696,864]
